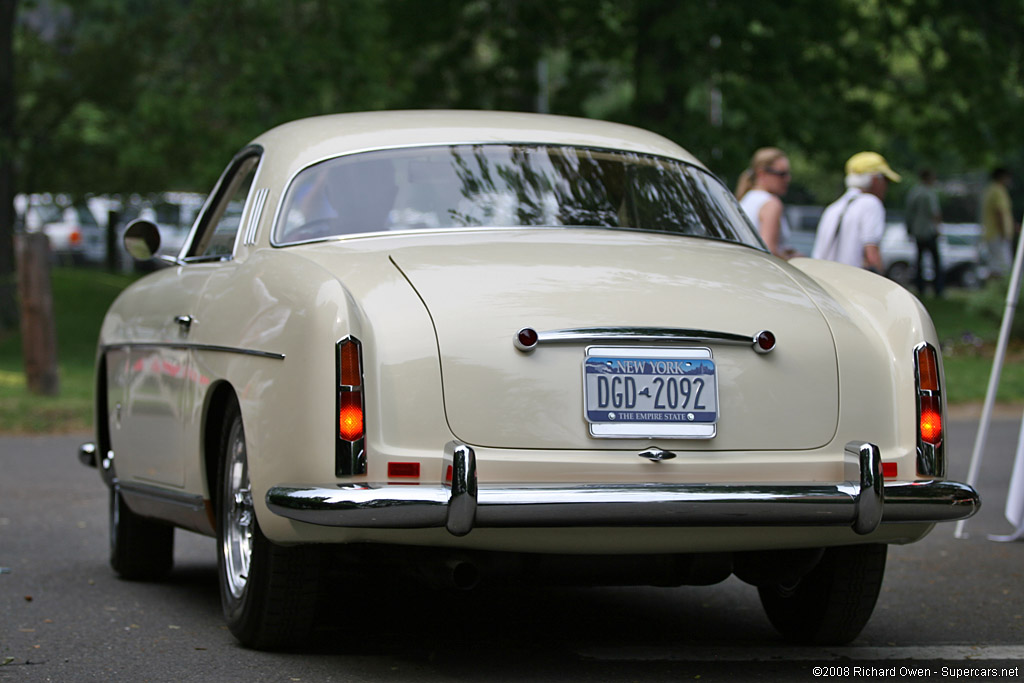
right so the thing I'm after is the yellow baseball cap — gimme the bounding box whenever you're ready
[846,151,901,182]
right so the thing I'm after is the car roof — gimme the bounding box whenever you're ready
[251,110,704,176]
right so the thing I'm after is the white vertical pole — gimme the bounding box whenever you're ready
[955,219,1024,538]
[989,408,1024,542]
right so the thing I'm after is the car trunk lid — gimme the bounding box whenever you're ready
[389,230,839,451]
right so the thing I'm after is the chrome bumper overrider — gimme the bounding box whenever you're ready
[266,441,980,538]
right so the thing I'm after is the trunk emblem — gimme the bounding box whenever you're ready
[639,448,677,462]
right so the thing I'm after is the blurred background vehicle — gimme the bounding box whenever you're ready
[14,192,205,270]
[15,194,107,265]
[784,204,987,291]
[881,222,988,290]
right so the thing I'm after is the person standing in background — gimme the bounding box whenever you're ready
[981,167,1015,276]
[812,151,901,272]
[736,147,799,259]
[905,168,944,297]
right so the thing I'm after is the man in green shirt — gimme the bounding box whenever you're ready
[905,168,943,296]
[981,167,1015,276]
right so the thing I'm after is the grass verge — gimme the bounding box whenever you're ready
[924,287,1024,407]
[0,267,137,434]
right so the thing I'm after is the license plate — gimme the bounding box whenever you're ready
[583,347,718,439]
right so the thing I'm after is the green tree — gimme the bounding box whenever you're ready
[10,0,1024,204]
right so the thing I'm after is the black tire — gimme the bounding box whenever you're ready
[758,544,887,645]
[109,487,174,580]
[216,400,321,650]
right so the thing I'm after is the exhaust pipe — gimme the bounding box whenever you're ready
[410,555,482,591]
[447,558,481,591]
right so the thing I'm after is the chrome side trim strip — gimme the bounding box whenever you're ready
[117,480,215,536]
[102,342,285,361]
[513,326,771,353]
[266,440,980,536]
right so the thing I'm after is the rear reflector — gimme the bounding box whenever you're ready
[388,462,421,478]
[883,462,898,479]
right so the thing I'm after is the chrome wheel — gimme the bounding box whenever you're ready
[217,399,322,648]
[222,418,253,600]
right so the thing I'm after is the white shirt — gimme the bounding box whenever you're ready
[740,189,792,251]
[811,188,886,267]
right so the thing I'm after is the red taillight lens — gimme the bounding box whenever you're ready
[338,391,364,441]
[69,229,82,245]
[920,395,942,445]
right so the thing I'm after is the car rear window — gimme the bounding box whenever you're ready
[273,144,762,248]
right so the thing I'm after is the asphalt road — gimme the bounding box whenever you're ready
[3,417,1024,682]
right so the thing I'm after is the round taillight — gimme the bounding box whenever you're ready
[754,330,776,354]
[514,327,540,351]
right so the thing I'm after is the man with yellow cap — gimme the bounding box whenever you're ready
[812,151,901,271]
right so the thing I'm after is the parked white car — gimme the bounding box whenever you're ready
[881,223,988,289]
[15,195,106,265]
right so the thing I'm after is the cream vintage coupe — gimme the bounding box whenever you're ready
[79,111,979,649]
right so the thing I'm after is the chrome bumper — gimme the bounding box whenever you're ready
[266,441,980,538]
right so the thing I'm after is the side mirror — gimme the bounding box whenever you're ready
[123,219,162,261]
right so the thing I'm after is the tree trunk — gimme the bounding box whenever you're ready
[18,233,59,396]
[0,0,19,332]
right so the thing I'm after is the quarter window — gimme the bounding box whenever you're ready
[187,153,260,260]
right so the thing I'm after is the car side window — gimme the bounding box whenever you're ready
[186,152,261,260]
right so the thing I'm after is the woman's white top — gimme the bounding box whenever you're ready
[740,189,791,252]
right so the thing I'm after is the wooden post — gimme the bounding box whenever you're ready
[17,233,59,396]
[106,209,120,273]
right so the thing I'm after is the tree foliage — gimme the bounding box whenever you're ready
[8,0,1024,199]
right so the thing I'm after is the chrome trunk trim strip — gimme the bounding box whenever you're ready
[513,326,774,353]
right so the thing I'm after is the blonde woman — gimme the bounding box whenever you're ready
[736,147,797,258]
